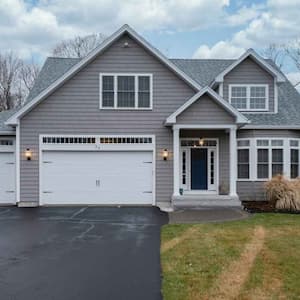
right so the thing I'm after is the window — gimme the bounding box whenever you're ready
[272,149,283,176]
[182,151,186,185]
[237,140,250,179]
[238,138,300,181]
[290,140,299,178]
[256,139,284,179]
[257,149,269,179]
[100,74,152,109]
[229,85,268,111]
[238,149,250,179]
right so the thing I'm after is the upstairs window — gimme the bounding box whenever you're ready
[100,74,152,109]
[229,84,268,111]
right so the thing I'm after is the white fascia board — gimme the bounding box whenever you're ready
[6,24,202,126]
[242,125,300,130]
[165,86,249,125]
[215,49,286,83]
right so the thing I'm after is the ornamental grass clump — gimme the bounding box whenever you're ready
[264,175,300,211]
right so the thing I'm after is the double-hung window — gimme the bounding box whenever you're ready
[100,74,152,109]
[290,140,299,178]
[256,139,284,179]
[229,85,268,111]
[237,140,250,179]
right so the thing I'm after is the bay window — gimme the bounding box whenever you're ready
[237,140,250,179]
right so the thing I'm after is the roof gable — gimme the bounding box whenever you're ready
[6,24,201,126]
[165,86,249,125]
[214,49,286,83]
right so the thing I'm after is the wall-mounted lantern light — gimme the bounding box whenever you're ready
[199,137,205,146]
[25,148,32,161]
[163,149,169,161]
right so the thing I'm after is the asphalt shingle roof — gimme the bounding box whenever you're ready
[0,109,18,132]
[1,56,300,132]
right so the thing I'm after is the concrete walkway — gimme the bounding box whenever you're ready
[168,207,250,224]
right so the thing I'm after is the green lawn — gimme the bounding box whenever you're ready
[161,214,300,300]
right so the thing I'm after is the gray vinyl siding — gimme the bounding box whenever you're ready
[19,34,196,204]
[237,129,300,201]
[223,58,275,113]
[176,95,235,125]
[180,129,230,193]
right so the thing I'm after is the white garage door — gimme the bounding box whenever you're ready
[41,151,153,205]
[0,152,16,204]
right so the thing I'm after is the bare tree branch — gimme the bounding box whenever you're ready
[52,33,106,58]
[0,52,40,111]
[261,43,286,69]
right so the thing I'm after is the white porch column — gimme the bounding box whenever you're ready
[229,127,237,196]
[173,127,180,196]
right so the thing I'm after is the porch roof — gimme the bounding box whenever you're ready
[165,86,250,126]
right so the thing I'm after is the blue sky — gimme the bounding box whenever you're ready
[1,0,300,83]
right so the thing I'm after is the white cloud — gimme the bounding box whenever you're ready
[193,41,245,59]
[0,0,232,60]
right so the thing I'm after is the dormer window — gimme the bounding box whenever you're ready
[100,73,153,109]
[229,84,268,111]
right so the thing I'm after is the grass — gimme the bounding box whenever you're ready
[161,214,300,300]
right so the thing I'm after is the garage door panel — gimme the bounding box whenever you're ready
[0,153,16,204]
[41,151,153,205]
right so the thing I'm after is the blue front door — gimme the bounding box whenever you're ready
[191,148,208,190]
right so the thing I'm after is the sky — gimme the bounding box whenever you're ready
[1,0,300,84]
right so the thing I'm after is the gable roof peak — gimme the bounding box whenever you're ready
[6,24,202,126]
[214,48,285,83]
[165,85,249,125]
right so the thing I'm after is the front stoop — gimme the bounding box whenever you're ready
[172,194,242,209]
[18,201,39,208]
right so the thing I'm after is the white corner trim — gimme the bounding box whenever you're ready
[215,49,286,83]
[6,24,202,126]
[15,122,20,203]
[165,86,249,125]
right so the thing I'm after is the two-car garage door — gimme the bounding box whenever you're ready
[41,151,153,205]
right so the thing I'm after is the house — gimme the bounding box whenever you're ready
[0,24,299,210]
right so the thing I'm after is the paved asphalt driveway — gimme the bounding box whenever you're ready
[0,206,168,300]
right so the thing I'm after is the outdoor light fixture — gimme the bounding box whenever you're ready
[199,137,205,146]
[25,148,32,161]
[163,149,169,160]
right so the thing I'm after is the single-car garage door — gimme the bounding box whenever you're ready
[41,151,153,205]
[0,152,16,204]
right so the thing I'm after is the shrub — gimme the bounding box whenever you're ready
[264,175,300,211]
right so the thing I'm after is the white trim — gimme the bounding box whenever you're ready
[215,49,286,83]
[179,138,219,193]
[243,125,300,129]
[165,86,249,125]
[229,127,237,196]
[274,77,278,114]
[218,82,223,97]
[6,24,202,126]
[229,84,269,112]
[99,73,153,110]
[173,128,180,197]
[16,123,20,203]
[237,137,300,181]
[174,124,237,130]
[39,134,156,206]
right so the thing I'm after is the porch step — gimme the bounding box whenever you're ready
[172,194,242,208]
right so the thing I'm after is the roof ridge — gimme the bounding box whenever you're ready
[46,56,82,60]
